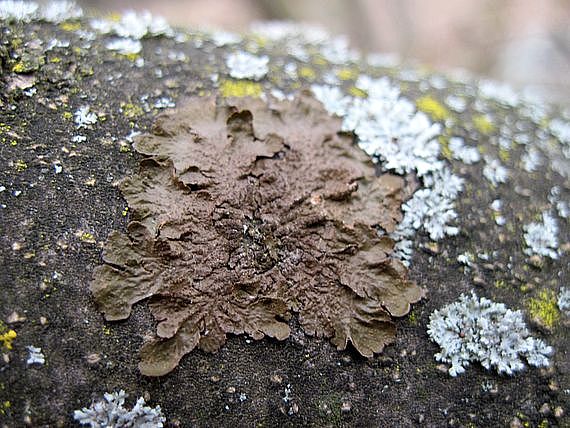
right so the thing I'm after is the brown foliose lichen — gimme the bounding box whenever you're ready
[91,93,423,376]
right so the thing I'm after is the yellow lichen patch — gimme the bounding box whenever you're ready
[14,159,27,172]
[312,55,328,66]
[0,401,10,416]
[472,114,496,135]
[120,102,144,119]
[0,322,16,351]
[336,68,359,81]
[60,21,81,32]
[438,136,452,160]
[76,230,96,243]
[348,86,367,98]
[416,95,450,122]
[11,62,28,73]
[62,111,73,121]
[219,79,262,98]
[498,147,510,162]
[528,290,560,329]
[298,66,317,81]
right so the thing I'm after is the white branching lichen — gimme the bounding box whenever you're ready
[226,51,269,81]
[313,76,465,265]
[74,390,166,428]
[428,292,552,376]
[523,211,559,259]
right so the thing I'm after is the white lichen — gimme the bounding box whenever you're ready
[0,0,38,22]
[449,137,481,164]
[548,186,569,219]
[74,390,166,428]
[483,156,509,186]
[26,346,45,365]
[457,253,473,267]
[91,10,172,39]
[313,76,465,265]
[478,80,520,107]
[105,38,142,55]
[210,30,241,47]
[490,199,506,226]
[521,147,542,172]
[74,106,97,129]
[226,51,269,81]
[523,211,559,259]
[41,0,82,23]
[427,292,552,376]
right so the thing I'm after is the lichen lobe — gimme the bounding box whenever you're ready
[91,94,422,376]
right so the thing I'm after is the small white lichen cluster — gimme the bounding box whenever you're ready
[523,211,559,259]
[313,76,465,264]
[26,345,45,365]
[478,80,520,107]
[105,38,142,56]
[427,292,552,377]
[90,10,172,39]
[90,9,172,56]
[74,106,97,129]
[558,287,570,316]
[74,390,165,428]
[449,137,480,164]
[548,186,569,219]
[0,0,81,23]
[482,156,509,186]
[226,51,269,81]
[209,30,241,47]
[490,199,506,226]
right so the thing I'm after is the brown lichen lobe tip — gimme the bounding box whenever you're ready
[91,93,423,376]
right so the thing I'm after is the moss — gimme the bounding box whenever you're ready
[416,95,451,122]
[528,289,560,329]
[219,79,262,98]
[473,114,496,135]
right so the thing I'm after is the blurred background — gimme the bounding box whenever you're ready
[78,0,570,104]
